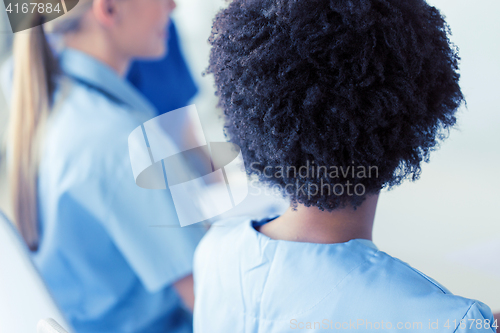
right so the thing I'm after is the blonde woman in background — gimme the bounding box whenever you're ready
[5,0,205,332]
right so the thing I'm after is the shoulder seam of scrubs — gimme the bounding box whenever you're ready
[452,302,474,333]
[451,302,492,333]
[389,256,448,294]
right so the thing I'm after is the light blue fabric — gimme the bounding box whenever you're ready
[32,48,205,333]
[193,216,496,333]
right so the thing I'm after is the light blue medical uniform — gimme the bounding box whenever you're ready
[193,216,496,333]
[33,48,205,333]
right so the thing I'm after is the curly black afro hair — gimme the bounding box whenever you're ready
[207,0,464,211]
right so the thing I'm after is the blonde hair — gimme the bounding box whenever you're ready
[8,1,92,251]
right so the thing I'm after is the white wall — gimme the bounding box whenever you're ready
[373,0,500,311]
[172,0,228,143]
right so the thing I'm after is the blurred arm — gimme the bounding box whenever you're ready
[173,274,195,312]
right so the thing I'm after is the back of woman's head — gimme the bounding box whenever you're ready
[207,0,464,211]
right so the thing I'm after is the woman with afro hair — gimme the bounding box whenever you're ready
[192,0,497,331]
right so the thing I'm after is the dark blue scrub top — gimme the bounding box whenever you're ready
[127,21,198,116]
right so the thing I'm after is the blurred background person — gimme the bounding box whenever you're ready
[0,8,201,216]
[2,0,206,332]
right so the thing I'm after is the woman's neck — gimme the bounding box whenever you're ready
[259,194,378,244]
[64,33,131,77]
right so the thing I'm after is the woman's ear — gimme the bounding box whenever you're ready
[92,0,117,27]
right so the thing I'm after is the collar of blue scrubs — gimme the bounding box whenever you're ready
[58,48,156,120]
[252,216,379,251]
[354,238,378,251]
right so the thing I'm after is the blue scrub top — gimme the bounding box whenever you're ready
[193,216,496,333]
[34,48,205,333]
[127,21,198,116]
